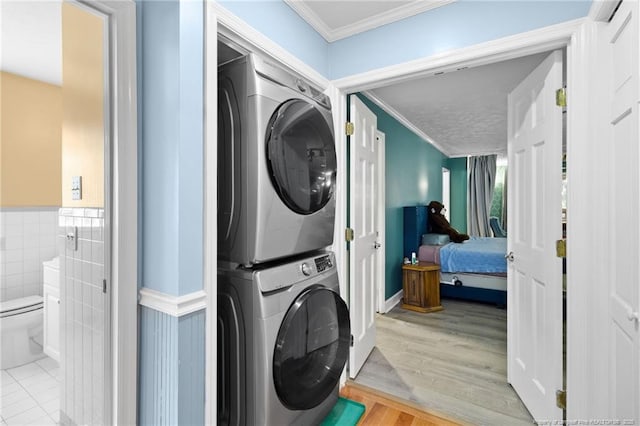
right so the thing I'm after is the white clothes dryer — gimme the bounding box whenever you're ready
[218,54,337,267]
[217,251,350,426]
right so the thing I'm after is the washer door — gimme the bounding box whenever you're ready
[266,99,336,215]
[273,286,350,410]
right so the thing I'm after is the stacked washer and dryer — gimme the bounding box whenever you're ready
[217,53,350,425]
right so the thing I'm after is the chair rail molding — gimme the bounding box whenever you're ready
[139,288,207,317]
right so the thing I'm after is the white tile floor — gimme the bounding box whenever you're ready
[0,357,60,426]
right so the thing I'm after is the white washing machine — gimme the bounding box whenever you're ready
[217,251,350,426]
[218,54,337,267]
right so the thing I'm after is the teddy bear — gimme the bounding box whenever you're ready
[427,200,470,243]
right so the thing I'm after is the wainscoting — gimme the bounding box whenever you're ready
[0,208,58,302]
[138,290,206,426]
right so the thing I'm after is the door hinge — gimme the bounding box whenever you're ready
[556,239,566,258]
[350,335,354,346]
[556,389,566,410]
[556,87,567,107]
[345,121,354,136]
[103,279,107,294]
[345,228,354,242]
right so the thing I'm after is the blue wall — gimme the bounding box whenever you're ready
[329,1,591,78]
[446,157,468,233]
[219,0,330,76]
[137,1,206,424]
[139,0,203,296]
[219,0,591,80]
[356,94,446,299]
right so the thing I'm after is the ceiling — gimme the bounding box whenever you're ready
[0,1,62,86]
[364,52,550,157]
[284,0,455,42]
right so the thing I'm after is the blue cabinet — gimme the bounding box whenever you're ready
[403,206,427,259]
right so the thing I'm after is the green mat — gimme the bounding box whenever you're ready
[320,397,366,426]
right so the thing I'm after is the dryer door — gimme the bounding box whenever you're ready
[266,100,336,215]
[273,286,350,410]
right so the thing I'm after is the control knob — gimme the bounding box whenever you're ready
[301,263,312,276]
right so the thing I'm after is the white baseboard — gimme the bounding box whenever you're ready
[383,289,403,313]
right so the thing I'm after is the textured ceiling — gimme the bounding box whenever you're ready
[367,52,551,157]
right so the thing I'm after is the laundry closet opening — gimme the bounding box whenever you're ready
[215,34,350,426]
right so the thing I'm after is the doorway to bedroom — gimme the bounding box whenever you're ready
[346,46,568,424]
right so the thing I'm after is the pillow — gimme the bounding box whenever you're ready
[421,233,450,246]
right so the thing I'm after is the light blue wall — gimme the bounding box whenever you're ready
[139,0,203,296]
[219,0,330,76]
[356,94,446,299]
[137,0,206,424]
[329,1,591,78]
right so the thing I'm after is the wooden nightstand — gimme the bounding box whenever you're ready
[401,262,443,313]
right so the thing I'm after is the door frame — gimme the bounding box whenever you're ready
[331,18,591,419]
[75,0,138,423]
[375,130,386,314]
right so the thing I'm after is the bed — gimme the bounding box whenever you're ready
[403,206,508,307]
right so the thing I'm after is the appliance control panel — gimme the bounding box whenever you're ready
[314,255,333,273]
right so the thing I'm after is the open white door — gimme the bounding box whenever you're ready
[601,1,640,420]
[348,96,378,378]
[507,50,564,422]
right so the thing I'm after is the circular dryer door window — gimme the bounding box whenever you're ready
[273,286,350,410]
[267,99,336,215]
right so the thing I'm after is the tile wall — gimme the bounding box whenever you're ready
[57,207,106,426]
[0,209,59,302]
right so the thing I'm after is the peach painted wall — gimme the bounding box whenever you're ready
[61,3,105,208]
[0,71,62,207]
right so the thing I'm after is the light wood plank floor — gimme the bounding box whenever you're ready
[341,381,465,426]
[353,299,534,425]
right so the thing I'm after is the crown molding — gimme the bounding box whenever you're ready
[362,90,451,157]
[285,0,456,42]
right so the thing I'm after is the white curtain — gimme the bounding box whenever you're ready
[467,155,497,237]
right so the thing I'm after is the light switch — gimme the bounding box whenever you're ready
[71,176,82,200]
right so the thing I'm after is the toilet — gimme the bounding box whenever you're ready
[0,256,60,370]
[0,295,45,369]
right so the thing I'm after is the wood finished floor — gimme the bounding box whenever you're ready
[340,381,465,426]
[352,298,535,426]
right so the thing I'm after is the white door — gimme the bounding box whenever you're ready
[602,1,640,420]
[507,50,564,422]
[349,96,378,378]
